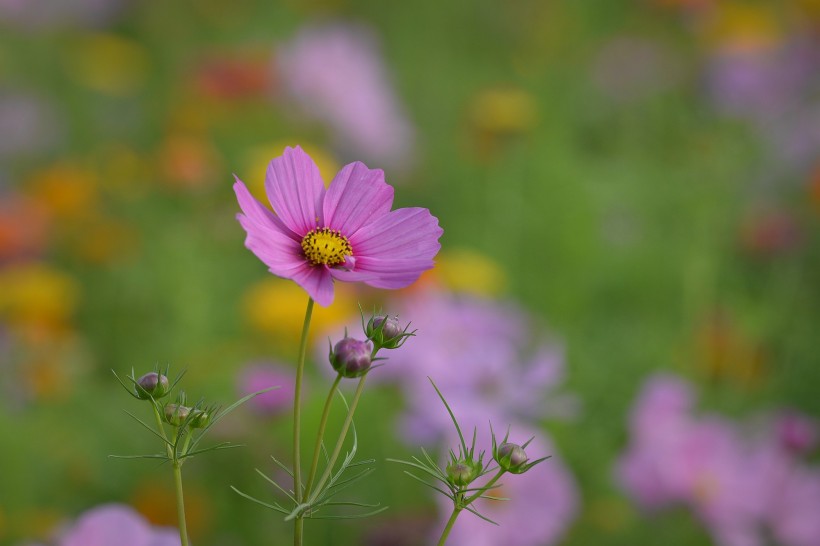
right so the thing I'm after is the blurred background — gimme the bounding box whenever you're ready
[1,0,820,544]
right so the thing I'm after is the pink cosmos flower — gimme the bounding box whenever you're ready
[236,361,294,416]
[58,504,179,546]
[233,146,442,307]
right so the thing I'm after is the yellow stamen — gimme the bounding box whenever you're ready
[301,228,353,266]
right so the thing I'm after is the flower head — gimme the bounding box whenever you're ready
[234,146,442,306]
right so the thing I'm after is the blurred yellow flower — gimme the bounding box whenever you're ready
[64,33,149,96]
[0,263,79,330]
[468,87,539,136]
[466,86,539,159]
[432,248,507,297]
[242,277,355,342]
[701,3,782,53]
[26,162,98,221]
[243,141,339,201]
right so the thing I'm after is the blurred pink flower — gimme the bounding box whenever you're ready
[58,504,179,546]
[234,146,442,306]
[276,23,416,170]
[618,374,820,546]
[0,91,60,158]
[237,361,294,416]
[372,290,577,444]
[438,425,579,546]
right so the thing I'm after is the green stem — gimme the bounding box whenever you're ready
[437,508,462,546]
[308,374,368,502]
[151,403,189,546]
[292,297,314,546]
[304,373,343,497]
[172,461,190,546]
[436,469,505,546]
[464,469,505,505]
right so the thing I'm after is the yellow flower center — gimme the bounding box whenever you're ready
[301,227,353,266]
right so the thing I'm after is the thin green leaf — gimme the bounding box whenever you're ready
[255,468,297,503]
[108,454,168,460]
[270,456,294,478]
[428,377,467,456]
[464,505,499,526]
[402,471,454,500]
[230,486,289,515]
[307,506,389,520]
[123,410,172,446]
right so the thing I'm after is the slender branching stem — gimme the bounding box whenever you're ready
[436,469,506,546]
[437,508,462,546]
[308,374,368,502]
[304,373,343,497]
[172,461,190,546]
[151,402,189,546]
[292,297,315,546]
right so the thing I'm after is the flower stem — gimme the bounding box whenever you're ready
[437,508,462,546]
[464,469,505,505]
[308,374,368,502]
[151,402,189,546]
[436,469,506,546]
[172,461,190,546]
[304,373,342,497]
[292,296,314,546]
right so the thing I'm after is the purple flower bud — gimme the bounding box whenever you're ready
[135,372,170,400]
[366,314,408,350]
[330,337,373,378]
[497,442,528,472]
[163,404,191,426]
[446,459,480,487]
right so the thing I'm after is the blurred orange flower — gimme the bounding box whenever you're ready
[26,162,99,221]
[0,263,79,331]
[0,194,50,261]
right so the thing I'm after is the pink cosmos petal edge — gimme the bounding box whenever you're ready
[234,146,443,306]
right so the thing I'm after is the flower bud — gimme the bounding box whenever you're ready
[163,404,191,426]
[366,315,410,350]
[135,372,170,400]
[446,459,481,487]
[497,442,528,473]
[330,338,372,378]
[189,409,210,429]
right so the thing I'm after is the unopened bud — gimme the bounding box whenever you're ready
[497,442,528,472]
[163,404,191,426]
[330,338,372,378]
[135,372,170,400]
[366,315,407,350]
[189,409,210,429]
[446,459,480,487]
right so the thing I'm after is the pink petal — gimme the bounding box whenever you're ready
[233,177,299,241]
[265,146,326,235]
[337,256,433,288]
[323,161,393,235]
[290,263,335,306]
[349,207,442,260]
[237,214,306,277]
